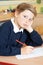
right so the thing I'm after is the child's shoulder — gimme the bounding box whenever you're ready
[1,19,12,27]
[0,19,13,31]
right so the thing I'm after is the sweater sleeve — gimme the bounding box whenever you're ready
[0,22,21,56]
[27,30,42,47]
[0,45,21,56]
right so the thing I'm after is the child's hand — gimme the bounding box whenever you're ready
[22,21,33,33]
[21,46,34,55]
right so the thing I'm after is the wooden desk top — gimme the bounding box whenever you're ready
[0,56,43,65]
[0,46,43,65]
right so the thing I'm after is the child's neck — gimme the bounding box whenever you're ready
[14,20,21,30]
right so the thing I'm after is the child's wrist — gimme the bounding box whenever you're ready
[27,27,33,33]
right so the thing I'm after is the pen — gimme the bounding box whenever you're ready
[16,39,27,47]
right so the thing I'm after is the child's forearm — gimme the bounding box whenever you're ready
[28,30,42,46]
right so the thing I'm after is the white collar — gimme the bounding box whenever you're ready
[11,18,23,33]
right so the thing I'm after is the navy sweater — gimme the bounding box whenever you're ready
[0,20,42,56]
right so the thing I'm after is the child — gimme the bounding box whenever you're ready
[0,3,42,56]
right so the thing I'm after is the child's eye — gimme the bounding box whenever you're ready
[24,15,27,18]
[29,18,34,21]
[29,18,32,21]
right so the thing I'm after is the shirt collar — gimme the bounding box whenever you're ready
[11,18,23,33]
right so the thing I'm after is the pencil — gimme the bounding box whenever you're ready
[16,39,27,47]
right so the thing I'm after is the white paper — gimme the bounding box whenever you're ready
[16,47,43,59]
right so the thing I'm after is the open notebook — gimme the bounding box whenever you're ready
[16,47,43,59]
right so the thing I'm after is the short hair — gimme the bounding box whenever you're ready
[15,3,37,17]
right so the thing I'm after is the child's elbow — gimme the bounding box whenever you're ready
[37,39,43,46]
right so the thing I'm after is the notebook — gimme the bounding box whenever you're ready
[0,62,17,65]
[16,47,43,59]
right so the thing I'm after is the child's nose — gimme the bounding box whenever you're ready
[26,19,29,23]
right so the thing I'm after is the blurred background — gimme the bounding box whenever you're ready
[0,0,43,13]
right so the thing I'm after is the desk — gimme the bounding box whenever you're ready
[0,56,43,65]
[0,46,43,65]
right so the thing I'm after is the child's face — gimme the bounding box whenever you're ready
[15,10,34,29]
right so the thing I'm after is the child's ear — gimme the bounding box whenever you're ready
[15,10,18,17]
